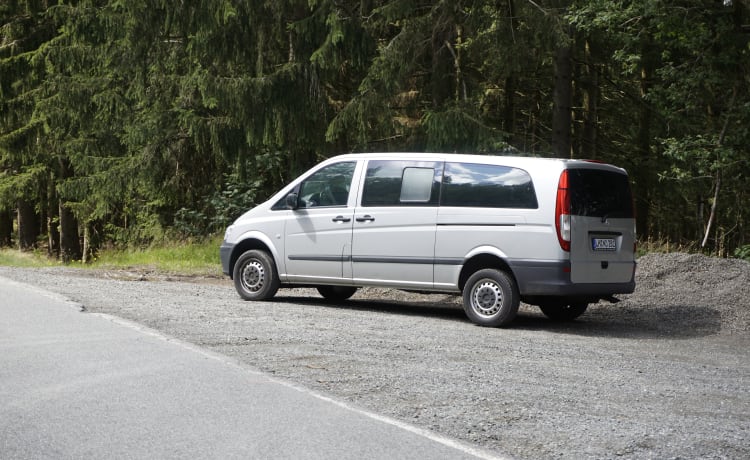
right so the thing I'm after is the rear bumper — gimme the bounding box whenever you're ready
[509,259,635,297]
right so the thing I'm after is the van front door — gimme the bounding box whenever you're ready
[284,161,358,283]
[351,160,442,289]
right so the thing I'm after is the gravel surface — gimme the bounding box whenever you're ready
[2,252,749,459]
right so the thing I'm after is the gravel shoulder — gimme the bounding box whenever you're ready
[2,252,749,459]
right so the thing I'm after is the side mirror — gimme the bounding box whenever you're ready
[285,192,299,210]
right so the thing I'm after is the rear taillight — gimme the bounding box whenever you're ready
[555,170,571,252]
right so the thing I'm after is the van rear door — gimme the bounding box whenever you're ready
[566,167,636,285]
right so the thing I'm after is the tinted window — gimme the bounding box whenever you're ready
[362,160,441,206]
[568,169,634,218]
[441,162,538,209]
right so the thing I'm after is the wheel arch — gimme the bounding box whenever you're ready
[458,252,518,292]
[229,237,276,280]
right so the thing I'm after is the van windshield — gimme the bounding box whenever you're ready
[568,169,634,218]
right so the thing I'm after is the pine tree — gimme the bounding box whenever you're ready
[569,0,750,252]
[0,1,61,252]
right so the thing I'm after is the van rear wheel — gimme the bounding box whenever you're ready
[233,249,280,301]
[539,302,588,321]
[317,286,358,301]
[462,269,519,327]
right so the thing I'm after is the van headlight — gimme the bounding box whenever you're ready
[224,225,234,242]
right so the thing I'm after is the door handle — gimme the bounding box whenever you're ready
[356,215,375,222]
[332,216,351,223]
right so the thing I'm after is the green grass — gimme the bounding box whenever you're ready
[89,235,223,275]
[1,235,224,276]
[0,249,59,267]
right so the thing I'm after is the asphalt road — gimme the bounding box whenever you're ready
[0,276,502,460]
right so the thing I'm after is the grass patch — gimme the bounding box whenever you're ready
[0,248,58,267]
[89,235,223,276]
[0,236,223,276]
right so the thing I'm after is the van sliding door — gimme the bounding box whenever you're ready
[351,160,442,289]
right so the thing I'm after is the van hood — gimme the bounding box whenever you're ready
[234,203,268,224]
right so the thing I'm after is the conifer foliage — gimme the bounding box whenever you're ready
[1,0,749,259]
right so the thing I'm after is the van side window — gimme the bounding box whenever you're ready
[400,168,435,202]
[291,161,356,208]
[362,160,441,206]
[441,162,538,209]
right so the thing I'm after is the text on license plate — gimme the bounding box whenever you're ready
[592,238,617,251]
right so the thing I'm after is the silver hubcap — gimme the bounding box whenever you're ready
[241,260,265,292]
[472,280,502,317]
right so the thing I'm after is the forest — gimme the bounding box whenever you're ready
[1,0,749,262]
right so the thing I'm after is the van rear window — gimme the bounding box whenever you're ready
[568,169,634,218]
[441,162,538,209]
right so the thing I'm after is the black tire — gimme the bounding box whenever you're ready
[316,285,358,301]
[232,250,280,300]
[462,269,520,327]
[539,302,588,321]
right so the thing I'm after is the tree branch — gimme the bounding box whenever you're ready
[700,85,738,249]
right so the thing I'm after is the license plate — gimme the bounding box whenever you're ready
[592,238,616,251]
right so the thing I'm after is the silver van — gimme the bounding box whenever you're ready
[220,153,636,327]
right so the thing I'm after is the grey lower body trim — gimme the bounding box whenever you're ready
[288,255,451,265]
[282,254,635,297]
[288,255,349,262]
[351,256,435,265]
[508,259,635,296]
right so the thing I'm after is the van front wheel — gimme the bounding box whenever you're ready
[233,250,280,301]
[462,269,519,327]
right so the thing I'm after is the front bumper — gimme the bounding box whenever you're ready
[219,242,234,277]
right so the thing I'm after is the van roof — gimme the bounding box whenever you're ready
[326,152,628,174]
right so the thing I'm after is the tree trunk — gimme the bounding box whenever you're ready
[552,39,573,158]
[503,75,516,138]
[47,214,60,257]
[47,174,60,258]
[17,199,38,250]
[635,42,657,239]
[0,208,12,247]
[700,86,736,250]
[581,38,598,159]
[503,0,519,144]
[82,224,90,264]
[701,171,721,250]
[430,8,456,110]
[59,201,81,263]
[57,156,82,263]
